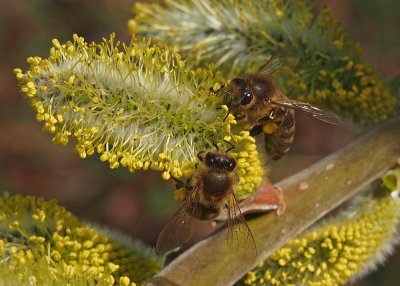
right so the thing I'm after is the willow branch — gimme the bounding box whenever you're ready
[146,116,400,286]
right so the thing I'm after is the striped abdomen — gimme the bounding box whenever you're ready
[264,107,295,160]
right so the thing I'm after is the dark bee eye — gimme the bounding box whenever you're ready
[205,153,215,167]
[240,91,253,106]
[226,159,236,171]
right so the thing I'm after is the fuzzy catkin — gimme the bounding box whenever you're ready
[14,34,264,199]
[238,168,400,286]
[0,193,162,286]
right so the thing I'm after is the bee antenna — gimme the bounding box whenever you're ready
[223,108,231,122]
[226,146,235,153]
[224,140,235,152]
[212,142,219,150]
[216,86,230,98]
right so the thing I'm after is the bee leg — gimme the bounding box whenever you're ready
[250,125,263,137]
[234,114,247,120]
[175,181,185,190]
[169,174,185,189]
[258,116,271,125]
[250,116,273,136]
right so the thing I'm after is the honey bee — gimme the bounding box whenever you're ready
[222,73,337,160]
[156,146,255,254]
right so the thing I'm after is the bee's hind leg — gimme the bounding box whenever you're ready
[169,174,186,190]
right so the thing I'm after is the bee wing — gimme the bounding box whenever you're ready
[270,99,339,124]
[259,56,285,77]
[225,191,257,255]
[156,188,199,254]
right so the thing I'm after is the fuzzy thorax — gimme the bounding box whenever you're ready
[14,34,264,198]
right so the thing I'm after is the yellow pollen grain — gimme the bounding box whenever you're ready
[162,171,171,180]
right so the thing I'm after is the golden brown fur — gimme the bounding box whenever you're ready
[223,73,335,160]
[156,148,254,253]
[224,73,296,160]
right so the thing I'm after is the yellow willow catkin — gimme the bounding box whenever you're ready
[239,168,400,286]
[130,0,396,123]
[14,34,264,199]
[0,193,162,285]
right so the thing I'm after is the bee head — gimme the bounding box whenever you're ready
[200,151,236,171]
[224,78,254,110]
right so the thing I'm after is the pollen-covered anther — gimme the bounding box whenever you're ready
[162,171,171,180]
[15,33,265,199]
[0,193,162,284]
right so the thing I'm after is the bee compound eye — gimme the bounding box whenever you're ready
[240,91,253,106]
[227,160,236,171]
[205,153,215,167]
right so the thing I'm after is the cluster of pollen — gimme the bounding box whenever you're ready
[130,0,396,123]
[228,130,265,199]
[239,184,400,285]
[0,193,162,285]
[14,33,264,198]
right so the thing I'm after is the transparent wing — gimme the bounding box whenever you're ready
[156,188,199,254]
[225,192,257,255]
[270,99,339,124]
[259,56,285,77]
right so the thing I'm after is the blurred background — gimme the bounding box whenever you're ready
[0,0,399,285]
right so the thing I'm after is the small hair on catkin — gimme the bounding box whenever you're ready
[14,33,265,199]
